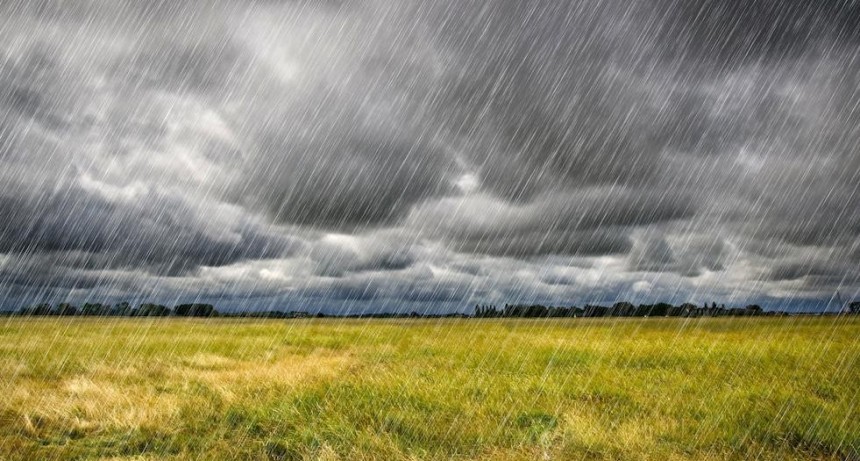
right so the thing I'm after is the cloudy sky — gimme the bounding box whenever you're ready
[0,0,858,312]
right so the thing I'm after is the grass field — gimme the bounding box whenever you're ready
[0,317,857,460]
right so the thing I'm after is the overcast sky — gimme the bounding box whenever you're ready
[1,0,858,312]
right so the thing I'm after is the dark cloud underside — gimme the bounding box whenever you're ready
[0,0,858,309]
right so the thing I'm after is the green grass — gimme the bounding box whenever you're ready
[0,317,857,460]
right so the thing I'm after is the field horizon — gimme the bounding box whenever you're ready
[1,316,858,460]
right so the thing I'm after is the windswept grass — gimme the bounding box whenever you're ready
[0,317,857,460]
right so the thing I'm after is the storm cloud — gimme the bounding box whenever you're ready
[0,0,858,311]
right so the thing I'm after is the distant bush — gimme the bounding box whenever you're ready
[8,302,215,317]
[138,304,171,317]
[174,304,216,317]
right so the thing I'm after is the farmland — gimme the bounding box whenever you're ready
[0,317,857,460]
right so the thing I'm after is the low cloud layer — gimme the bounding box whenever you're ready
[0,0,858,311]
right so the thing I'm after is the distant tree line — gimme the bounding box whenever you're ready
[5,300,858,319]
[473,301,840,318]
[226,311,470,319]
[5,302,218,317]
[1,304,476,319]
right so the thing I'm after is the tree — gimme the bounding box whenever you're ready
[113,302,133,316]
[138,303,171,317]
[745,305,762,315]
[56,303,77,316]
[19,303,52,316]
[174,304,216,317]
[612,302,635,316]
[81,303,110,316]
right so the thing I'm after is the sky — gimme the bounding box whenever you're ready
[0,0,859,313]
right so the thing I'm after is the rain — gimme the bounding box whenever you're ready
[1,1,859,313]
[0,1,859,459]
[0,0,860,460]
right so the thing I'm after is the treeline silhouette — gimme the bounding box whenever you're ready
[474,301,860,318]
[211,311,466,319]
[0,302,473,319]
[4,300,859,318]
[4,302,217,317]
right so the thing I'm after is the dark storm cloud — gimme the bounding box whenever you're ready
[629,236,727,277]
[657,0,860,64]
[0,184,301,277]
[409,188,695,257]
[453,229,633,259]
[0,47,89,134]
[1,0,859,309]
[768,261,848,283]
[630,237,676,272]
[407,1,666,200]
[241,126,458,228]
[413,0,860,201]
[309,235,416,277]
[0,253,106,290]
[120,39,255,95]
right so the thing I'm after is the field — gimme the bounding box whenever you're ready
[0,317,857,460]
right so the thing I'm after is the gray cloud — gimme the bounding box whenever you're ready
[768,261,846,283]
[0,184,301,277]
[308,233,417,277]
[656,0,860,65]
[407,188,694,257]
[239,125,458,228]
[0,0,859,310]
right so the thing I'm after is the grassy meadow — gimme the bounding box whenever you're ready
[0,317,857,460]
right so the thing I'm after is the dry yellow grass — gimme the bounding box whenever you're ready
[0,316,857,460]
